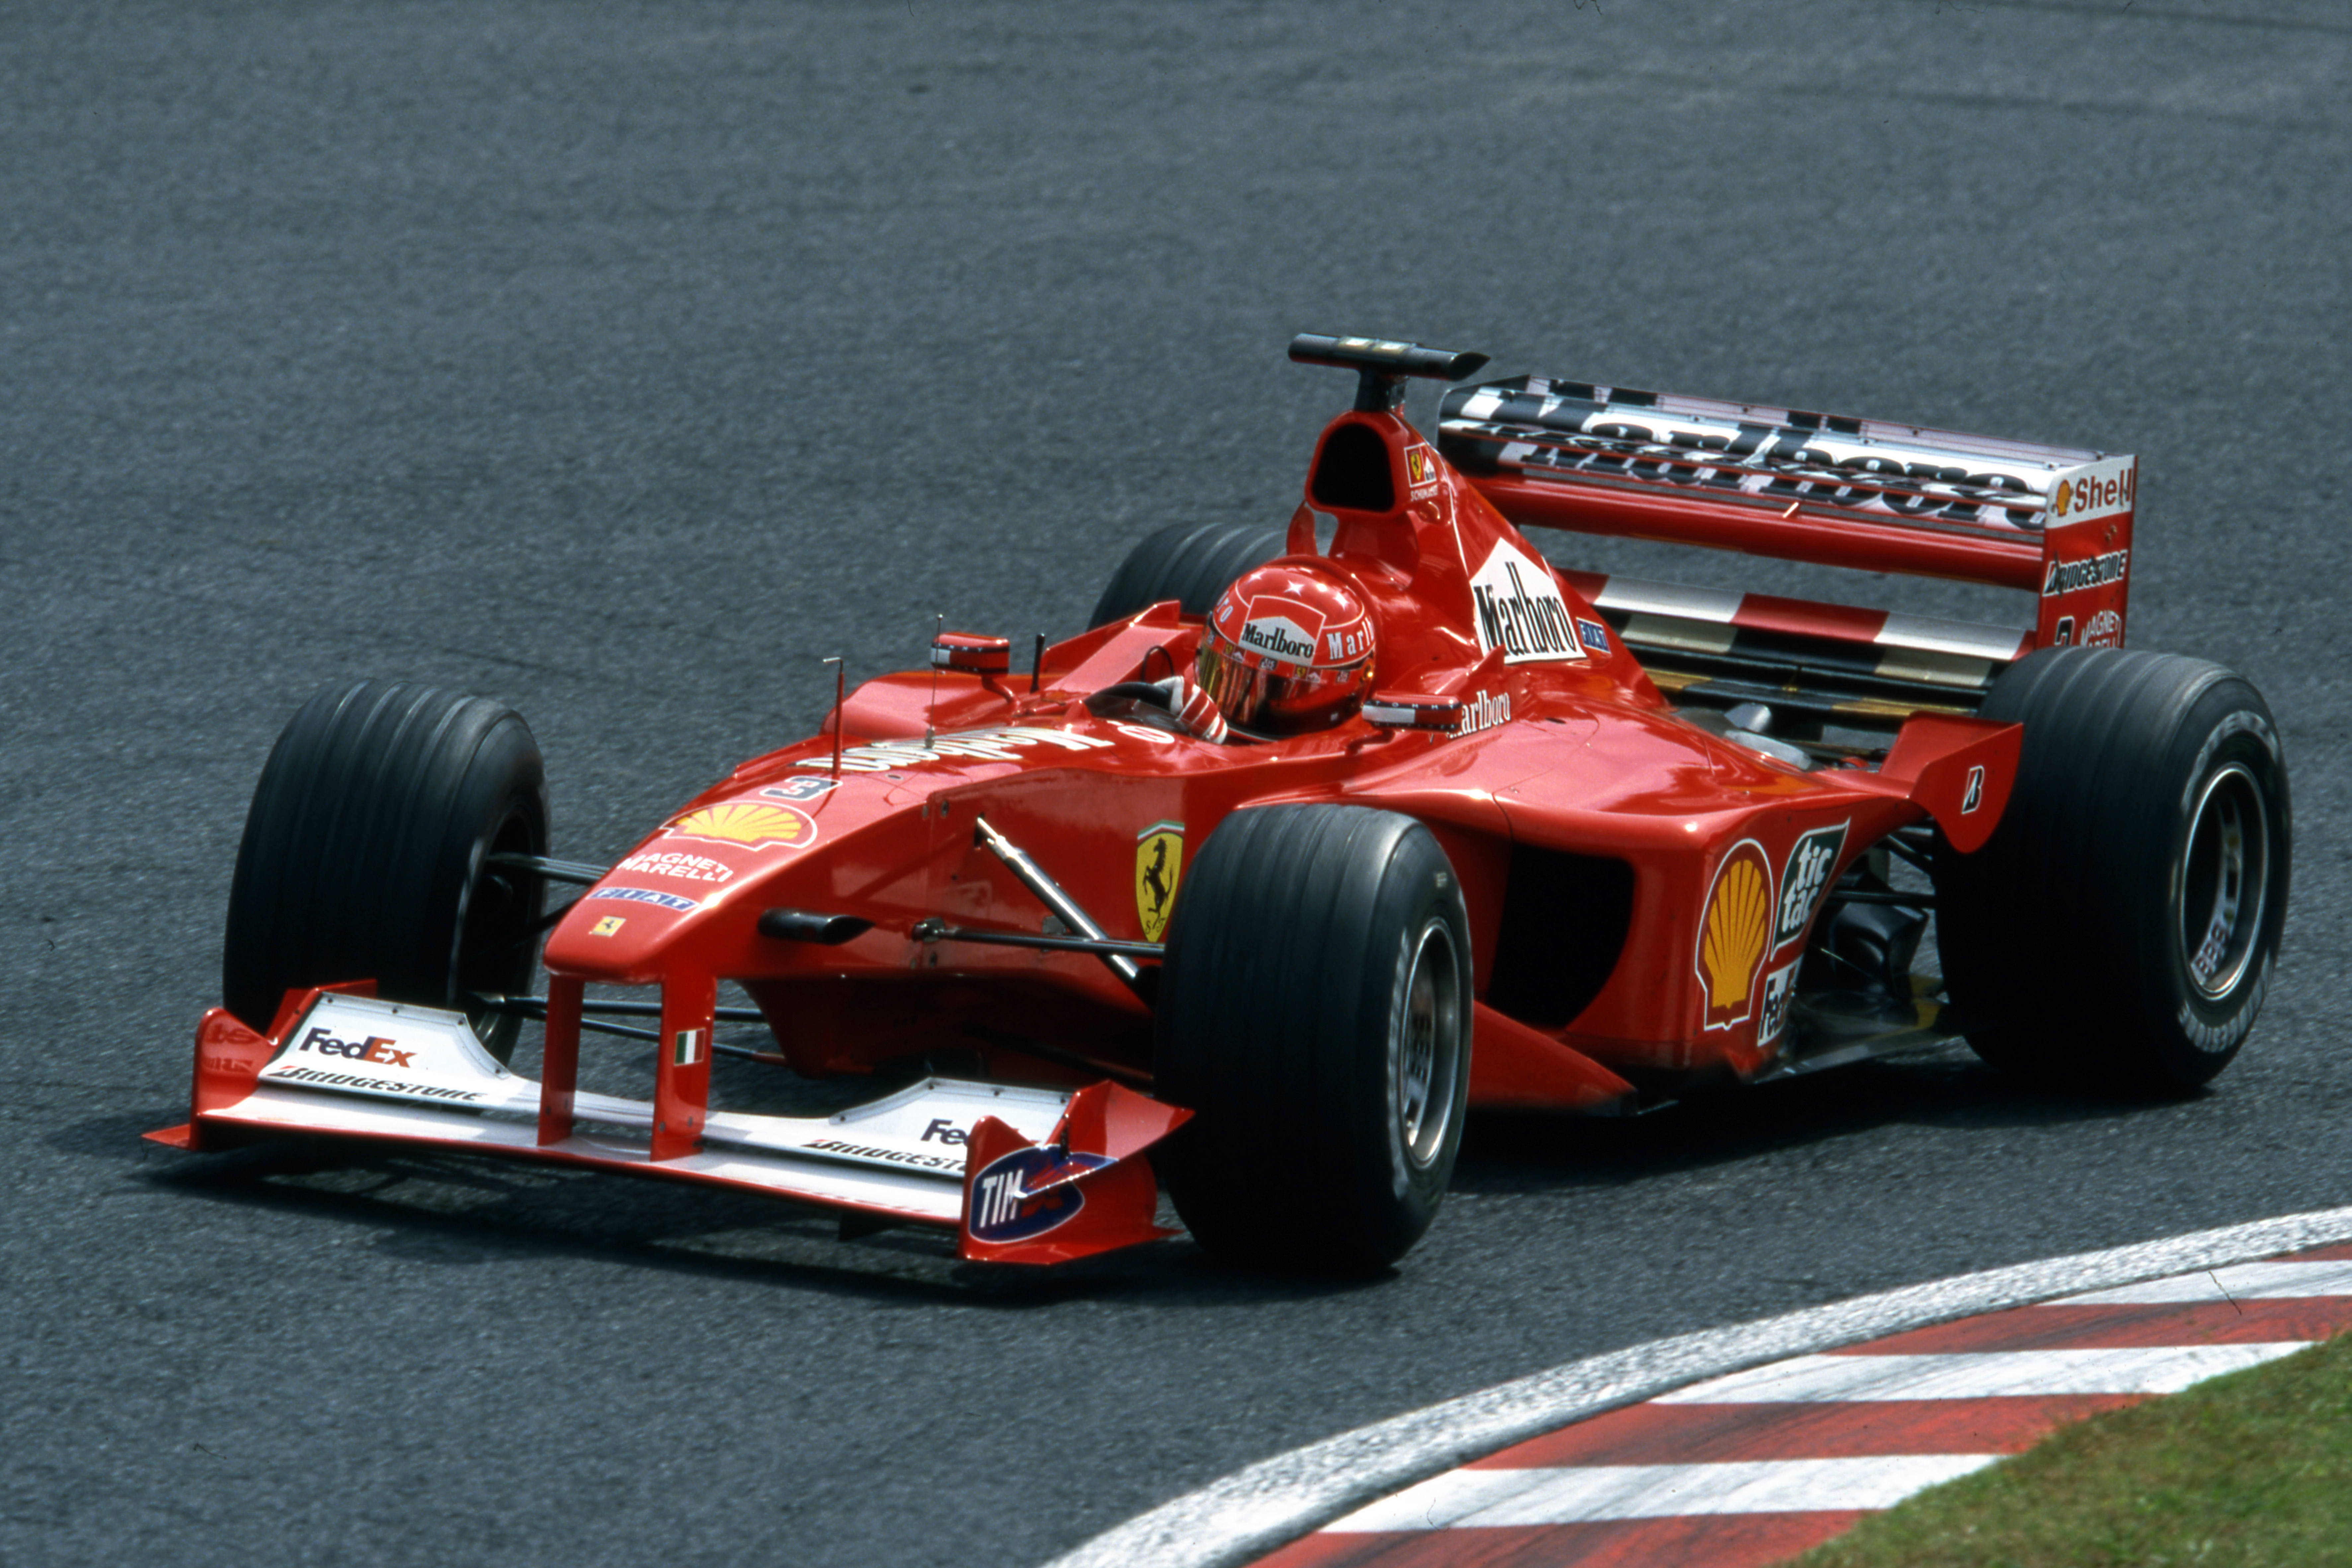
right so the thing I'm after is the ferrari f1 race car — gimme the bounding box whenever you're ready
[150,334,2292,1272]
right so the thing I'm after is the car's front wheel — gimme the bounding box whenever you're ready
[1155,804,1472,1271]
[222,679,550,1062]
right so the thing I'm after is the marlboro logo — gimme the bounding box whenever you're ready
[1469,541,1584,665]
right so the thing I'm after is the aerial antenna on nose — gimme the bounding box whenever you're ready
[822,656,845,776]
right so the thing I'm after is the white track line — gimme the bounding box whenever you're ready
[1655,1344,2306,1403]
[1038,1203,2352,1568]
[2054,1259,2352,1304]
[1325,1455,2002,1530]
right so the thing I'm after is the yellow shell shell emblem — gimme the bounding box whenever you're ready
[665,801,817,852]
[1696,840,1774,1031]
[1134,821,1184,943]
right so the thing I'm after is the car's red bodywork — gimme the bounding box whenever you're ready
[154,340,2142,1264]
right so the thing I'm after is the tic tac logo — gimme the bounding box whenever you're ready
[1774,823,1849,951]
[666,801,818,851]
[293,1027,415,1070]
[1468,541,1584,665]
[1696,840,1774,1032]
[1135,821,1184,944]
[968,1146,1112,1243]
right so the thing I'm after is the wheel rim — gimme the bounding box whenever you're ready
[1397,918,1465,1169]
[2180,762,2270,1001]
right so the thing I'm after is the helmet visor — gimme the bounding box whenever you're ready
[1197,642,1365,736]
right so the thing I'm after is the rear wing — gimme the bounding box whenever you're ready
[1436,375,2137,694]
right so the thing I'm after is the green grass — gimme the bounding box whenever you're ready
[1782,1333,2352,1568]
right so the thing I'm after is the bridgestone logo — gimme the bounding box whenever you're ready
[808,1137,963,1173]
[266,1065,484,1102]
[2042,549,2129,597]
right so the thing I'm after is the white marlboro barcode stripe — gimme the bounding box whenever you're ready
[1324,1453,2000,1530]
[673,1029,704,1067]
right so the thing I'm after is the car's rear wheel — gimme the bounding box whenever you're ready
[1088,521,1288,629]
[222,679,550,1062]
[1933,647,2290,1093]
[1155,804,1472,1271]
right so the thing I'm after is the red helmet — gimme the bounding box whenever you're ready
[1197,561,1376,735]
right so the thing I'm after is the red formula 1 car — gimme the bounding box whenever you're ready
[150,335,2292,1271]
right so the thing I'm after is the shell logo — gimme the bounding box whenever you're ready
[665,801,818,852]
[1696,840,1774,1032]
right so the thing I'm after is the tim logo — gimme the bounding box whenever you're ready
[1962,766,1986,815]
[968,1146,1111,1243]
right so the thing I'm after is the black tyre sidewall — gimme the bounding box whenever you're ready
[222,680,549,1060]
[1340,830,1473,1259]
[1934,648,2290,1091]
[1087,521,1289,629]
[2125,679,2290,1075]
[1156,804,1472,1270]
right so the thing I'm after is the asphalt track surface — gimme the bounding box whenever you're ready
[2,3,2346,1565]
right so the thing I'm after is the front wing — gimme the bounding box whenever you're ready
[146,986,1187,1266]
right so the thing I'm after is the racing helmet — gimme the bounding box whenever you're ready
[1196,561,1376,735]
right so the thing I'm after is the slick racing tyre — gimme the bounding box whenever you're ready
[1933,648,2290,1093]
[222,680,550,1063]
[1156,804,1472,1271]
[1088,521,1287,629]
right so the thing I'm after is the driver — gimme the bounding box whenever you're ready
[1191,561,1377,739]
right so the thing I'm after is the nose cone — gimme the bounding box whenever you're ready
[543,799,832,983]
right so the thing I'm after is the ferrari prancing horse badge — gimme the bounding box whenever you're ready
[1135,821,1184,943]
